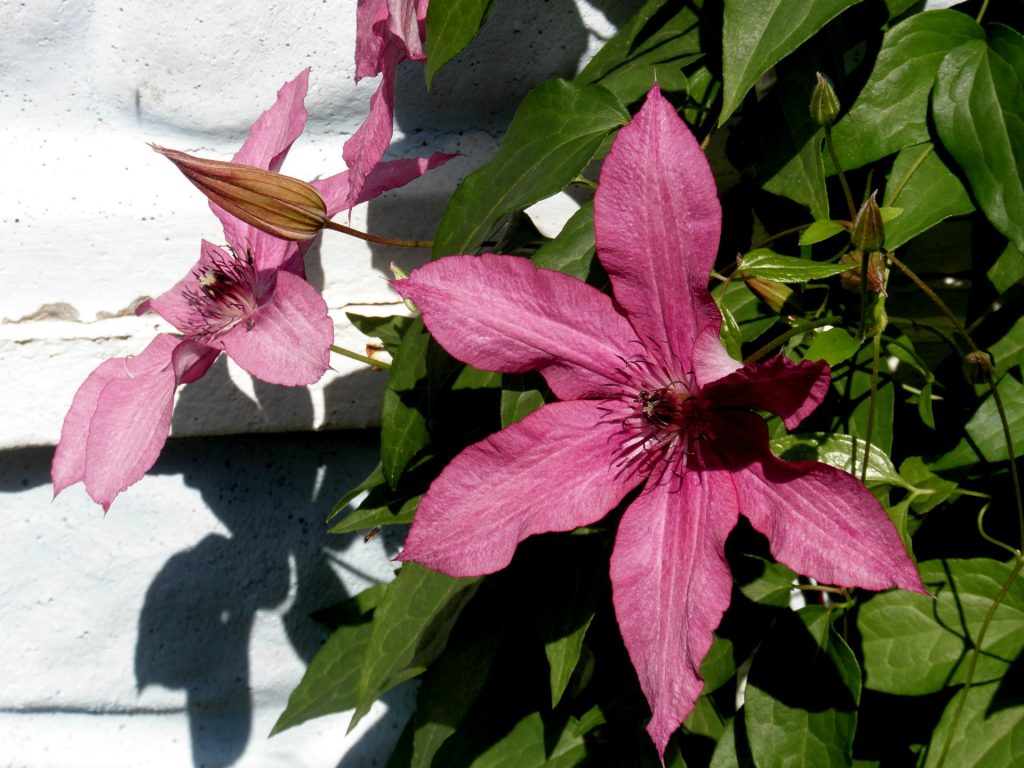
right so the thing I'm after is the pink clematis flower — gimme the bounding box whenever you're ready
[393,87,925,756]
[347,0,429,208]
[53,69,449,511]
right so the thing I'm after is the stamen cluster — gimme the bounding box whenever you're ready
[182,246,261,341]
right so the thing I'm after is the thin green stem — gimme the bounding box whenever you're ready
[888,252,1024,548]
[976,0,990,23]
[933,555,1024,768]
[323,219,432,249]
[888,144,933,206]
[860,334,881,484]
[751,223,814,250]
[977,503,1022,559]
[825,125,858,220]
[743,316,839,364]
[330,344,391,370]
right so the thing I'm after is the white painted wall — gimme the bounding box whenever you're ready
[1,1,629,765]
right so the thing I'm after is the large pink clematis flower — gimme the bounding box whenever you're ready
[394,87,925,756]
[53,69,448,511]
[347,0,429,207]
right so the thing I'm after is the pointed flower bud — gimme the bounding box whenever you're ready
[851,191,885,253]
[810,72,840,127]
[153,145,329,241]
[963,351,995,384]
[839,249,887,295]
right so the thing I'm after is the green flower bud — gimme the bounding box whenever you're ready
[153,145,328,241]
[810,72,840,127]
[851,192,885,253]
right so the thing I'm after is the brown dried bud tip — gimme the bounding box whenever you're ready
[851,191,885,253]
[152,145,328,241]
[963,351,994,384]
[810,72,840,127]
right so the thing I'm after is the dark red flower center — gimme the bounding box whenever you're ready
[181,246,261,341]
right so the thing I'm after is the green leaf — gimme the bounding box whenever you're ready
[352,563,481,729]
[738,556,798,608]
[740,248,851,283]
[381,317,431,488]
[718,279,779,344]
[424,0,494,88]
[271,584,388,735]
[883,143,974,249]
[700,634,738,694]
[745,608,861,768]
[799,219,846,246]
[831,345,895,453]
[989,314,1024,373]
[831,10,985,171]
[327,462,385,523]
[531,202,596,281]
[859,558,1024,695]
[771,432,910,490]
[432,80,629,258]
[987,241,1024,295]
[923,676,1024,768]
[541,563,599,708]
[898,456,958,515]
[328,493,420,534]
[345,313,414,354]
[933,25,1024,254]
[406,614,502,768]
[453,712,587,768]
[804,327,861,367]
[720,0,860,124]
[966,373,1024,462]
[575,2,703,106]
[709,714,755,768]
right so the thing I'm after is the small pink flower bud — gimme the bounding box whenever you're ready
[153,145,329,241]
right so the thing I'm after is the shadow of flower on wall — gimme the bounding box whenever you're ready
[135,364,389,767]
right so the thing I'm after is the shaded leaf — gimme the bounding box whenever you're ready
[271,585,388,734]
[329,493,420,534]
[799,219,846,245]
[859,558,1024,695]
[425,0,495,87]
[883,143,974,249]
[381,317,432,488]
[352,563,481,729]
[804,327,861,367]
[923,673,1024,768]
[327,462,385,523]
[831,10,984,171]
[772,432,910,490]
[745,608,861,768]
[738,556,798,608]
[965,373,1024,462]
[987,241,1024,295]
[898,456,958,515]
[720,0,860,124]
[933,25,1024,254]
[531,202,595,281]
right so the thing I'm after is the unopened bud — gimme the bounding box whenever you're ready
[810,72,840,127]
[963,351,994,384]
[389,262,418,313]
[839,249,887,295]
[153,145,328,241]
[851,192,885,253]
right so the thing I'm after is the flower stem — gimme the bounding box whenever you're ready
[323,219,432,249]
[976,0,990,23]
[860,334,881,484]
[887,144,933,206]
[330,344,391,370]
[824,125,858,221]
[887,252,1024,549]
[933,555,1024,768]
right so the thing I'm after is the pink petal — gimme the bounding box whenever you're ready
[395,254,643,400]
[610,467,739,757]
[137,240,226,331]
[399,400,641,577]
[710,412,925,594]
[691,326,744,389]
[594,86,722,374]
[53,334,217,511]
[311,152,455,219]
[210,71,310,268]
[702,355,830,430]
[342,47,402,210]
[386,0,427,61]
[220,270,333,386]
[355,0,391,80]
